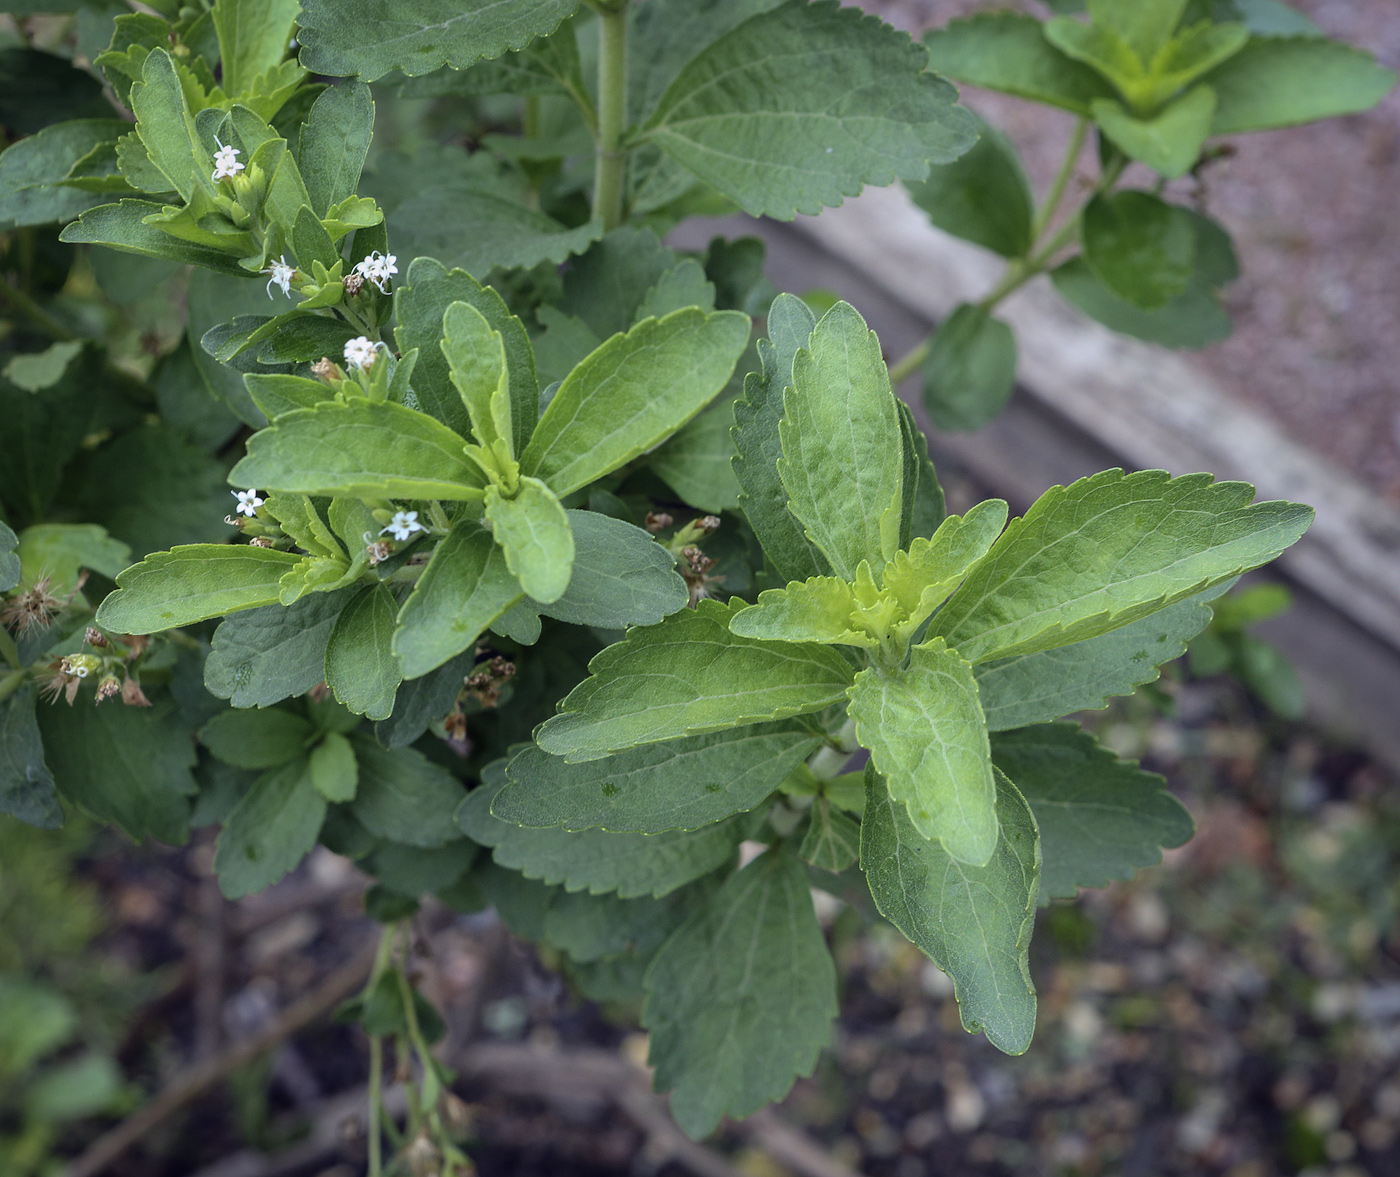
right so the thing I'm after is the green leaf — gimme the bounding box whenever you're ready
[297,0,580,81]
[649,397,743,514]
[24,1054,123,1123]
[16,523,130,595]
[4,340,82,393]
[59,200,250,274]
[95,545,303,634]
[975,590,1217,730]
[641,0,976,220]
[199,707,314,769]
[310,731,359,802]
[923,12,1116,115]
[442,300,512,458]
[860,764,1038,1054]
[350,739,464,848]
[1091,86,1216,179]
[930,469,1312,664]
[459,764,743,898]
[0,119,127,229]
[297,79,374,216]
[520,307,750,498]
[643,848,837,1139]
[130,48,207,201]
[214,757,326,898]
[881,499,1009,633]
[0,47,113,134]
[243,373,331,420]
[922,304,1019,432]
[0,687,61,830]
[732,293,829,583]
[394,258,538,451]
[1052,250,1232,349]
[375,651,475,749]
[325,585,401,721]
[0,520,19,592]
[1204,34,1396,134]
[39,698,197,844]
[991,723,1193,901]
[231,401,486,501]
[536,598,853,763]
[388,185,602,277]
[1082,190,1196,308]
[906,113,1034,259]
[729,575,872,648]
[393,517,523,679]
[535,510,688,630]
[800,800,860,873]
[213,0,299,97]
[483,479,574,604]
[779,301,904,580]
[847,638,998,866]
[205,590,355,707]
[499,723,821,834]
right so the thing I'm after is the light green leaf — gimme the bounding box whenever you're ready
[1082,190,1196,308]
[213,0,299,97]
[310,731,359,802]
[640,0,976,220]
[779,301,904,581]
[535,510,688,630]
[729,576,870,648]
[24,1054,123,1123]
[536,598,853,762]
[459,764,743,898]
[297,79,375,216]
[483,478,574,604]
[199,707,315,769]
[325,584,401,721]
[922,304,1019,432]
[499,723,821,834]
[644,849,836,1138]
[39,699,197,844]
[847,638,998,866]
[59,200,250,274]
[800,800,860,873]
[882,499,1009,634]
[231,401,486,501]
[1091,86,1216,179]
[1204,35,1396,134]
[243,373,331,420]
[214,757,326,899]
[991,723,1193,901]
[0,687,61,830]
[205,590,356,708]
[906,113,1034,259]
[1087,0,1191,62]
[394,258,538,452]
[388,186,602,277]
[297,0,580,82]
[350,739,464,848]
[975,591,1217,730]
[442,300,512,458]
[95,545,302,634]
[860,764,1038,1055]
[929,469,1312,664]
[16,523,130,594]
[0,119,127,229]
[923,12,1116,115]
[393,517,522,679]
[520,307,750,498]
[732,293,829,583]
[649,396,743,514]
[4,340,83,393]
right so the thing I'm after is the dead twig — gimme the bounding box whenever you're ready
[63,937,378,1177]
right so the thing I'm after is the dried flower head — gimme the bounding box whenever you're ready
[120,677,152,707]
[645,511,673,533]
[1,576,62,635]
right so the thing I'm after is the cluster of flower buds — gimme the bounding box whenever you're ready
[38,630,150,707]
[654,513,724,604]
[350,250,398,293]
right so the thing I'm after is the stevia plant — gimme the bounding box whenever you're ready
[0,0,1348,1163]
[893,0,1396,429]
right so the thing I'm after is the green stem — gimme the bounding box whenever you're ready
[0,281,77,341]
[0,669,26,705]
[886,339,929,388]
[1031,116,1088,243]
[591,0,629,231]
[365,926,397,1177]
[0,625,22,671]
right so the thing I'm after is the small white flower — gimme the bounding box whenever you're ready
[343,335,383,370]
[381,510,424,542]
[211,139,244,182]
[352,250,399,293]
[232,488,265,518]
[263,255,295,298]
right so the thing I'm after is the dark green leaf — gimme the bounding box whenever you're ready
[200,707,315,769]
[861,764,1038,1054]
[325,585,401,721]
[310,731,359,802]
[297,79,374,216]
[649,396,743,513]
[214,757,326,898]
[1083,190,1196,308]
[0,520,19,592]
[0,48,112,134]
[205,590,355,708]
[0,687,62,830]
[922,304,1018,432]
[800,801,860,872]
[0,119,126,229]
[643,848,837,1139]
[59,199,248,274]
[375,651,474,749]
[351,739,464,848]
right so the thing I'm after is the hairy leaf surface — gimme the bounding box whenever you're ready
[205,590,356,708]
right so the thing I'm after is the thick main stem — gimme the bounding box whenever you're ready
[592,1,629,231]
